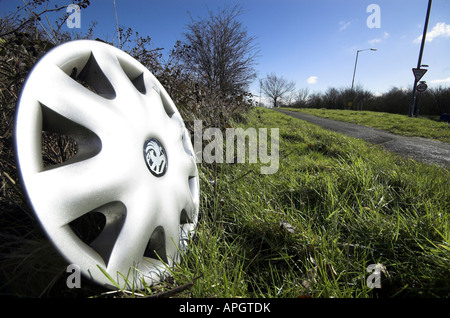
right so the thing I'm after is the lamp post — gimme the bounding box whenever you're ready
[259,77,267,107]
[259,78,263,107]
[351,48,377,90]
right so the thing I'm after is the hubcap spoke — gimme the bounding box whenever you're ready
[91,46,142,101]
[29,155,124,227]
[32,64,114,134]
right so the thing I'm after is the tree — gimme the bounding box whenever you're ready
[340,86,373,110]
[292,87,310,108]
[181,5,258,96]
[261,73,295,108]
[428,86,450,115]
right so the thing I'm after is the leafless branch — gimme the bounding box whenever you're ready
[261,73,296,107]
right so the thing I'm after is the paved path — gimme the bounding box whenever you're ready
[276,109,450,169]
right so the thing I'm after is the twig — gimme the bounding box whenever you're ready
[2,171,16,185]
[20,0,57,44]
[230,167,255,184]
[45,14,58,44]
[113,0,121,48]
[100,289,145,298]
[144,274,203,298]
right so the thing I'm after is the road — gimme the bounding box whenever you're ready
[276,109,450,169]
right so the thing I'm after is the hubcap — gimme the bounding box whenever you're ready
[14,40,199,290]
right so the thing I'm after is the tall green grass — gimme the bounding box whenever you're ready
[170,107,449,298]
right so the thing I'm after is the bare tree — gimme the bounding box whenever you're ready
[294,87,310,107]
[261,73,295,108]
[181,5,258,96]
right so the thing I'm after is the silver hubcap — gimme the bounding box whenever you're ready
[14,40,199,289]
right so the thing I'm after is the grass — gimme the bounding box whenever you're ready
[1,107,449,298]
[280,108,450,144]
[172,107,450,298]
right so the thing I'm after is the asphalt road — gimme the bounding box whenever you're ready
[276,109,450,169]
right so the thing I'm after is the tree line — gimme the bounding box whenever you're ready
[260,74,450,116]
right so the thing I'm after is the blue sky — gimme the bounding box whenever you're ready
[2,0,450,98]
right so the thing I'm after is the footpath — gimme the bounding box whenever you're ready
[276,109,450,169]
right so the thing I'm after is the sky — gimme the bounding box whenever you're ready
[1,0,450,99]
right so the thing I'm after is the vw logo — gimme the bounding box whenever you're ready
[143,138,167,177]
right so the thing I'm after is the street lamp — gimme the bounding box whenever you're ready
[259,77,267,107]
[351,48,377,90]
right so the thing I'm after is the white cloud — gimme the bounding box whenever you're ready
[307,76,318,84]
[368,38,382,45]
[368,32,389,45]
[339,21,351,31]
[414,22,450,43]
[429,77,450,85]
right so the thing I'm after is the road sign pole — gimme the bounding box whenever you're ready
[415,91,423,117]
[408,80,418,117]
[408,0,432,117]
[415,81,428,117]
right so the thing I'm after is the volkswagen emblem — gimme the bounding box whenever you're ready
[144,138,167,177]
